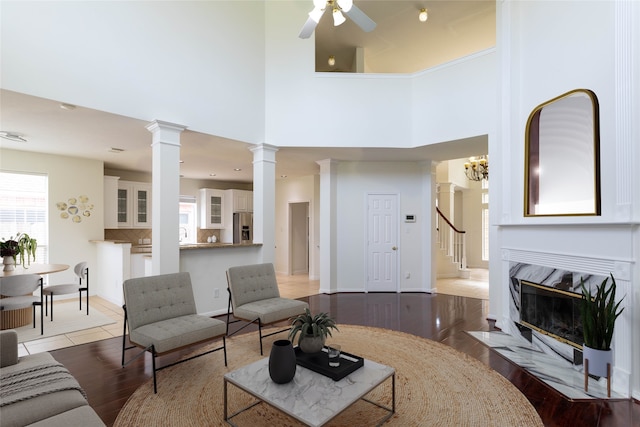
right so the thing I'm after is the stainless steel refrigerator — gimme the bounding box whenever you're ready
[233,212,253,244]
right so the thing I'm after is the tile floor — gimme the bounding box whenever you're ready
[17,270,487,356]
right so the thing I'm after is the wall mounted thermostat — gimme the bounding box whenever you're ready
[405,214,416,223]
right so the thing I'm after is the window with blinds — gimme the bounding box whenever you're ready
[0,171,48,263]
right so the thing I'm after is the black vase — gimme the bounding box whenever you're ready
[269,339,297,384]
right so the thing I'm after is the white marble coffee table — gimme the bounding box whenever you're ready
[223,356,395,426]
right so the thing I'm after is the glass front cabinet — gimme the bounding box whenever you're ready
[199,188,225,229]
[116,180,151,229]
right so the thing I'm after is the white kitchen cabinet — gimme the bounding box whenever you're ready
[115,180,152,229]
[200,189,226,229]
[226,189,253,212]
[132,183,151,228]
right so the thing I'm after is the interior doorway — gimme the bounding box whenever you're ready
[289,202,309,275]
[366,193,399,292]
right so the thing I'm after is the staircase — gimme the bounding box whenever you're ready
[436,207,470,279]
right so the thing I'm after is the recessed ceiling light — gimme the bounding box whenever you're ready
[179,160,184,163]
[0,131,27,142]
[280,175,288,178]
[234,168,242,171]
[209,173,217,177]
[108,147,125,153]
[60,103,76,110]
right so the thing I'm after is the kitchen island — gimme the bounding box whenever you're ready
[179,243,262,316]
[92,240,263,315]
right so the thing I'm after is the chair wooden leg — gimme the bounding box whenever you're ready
[50,295,54,321]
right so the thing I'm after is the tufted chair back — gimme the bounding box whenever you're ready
[226,263,280,309]
[123,272,197,331]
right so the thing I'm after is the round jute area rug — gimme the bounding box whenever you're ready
[114,325,543,427]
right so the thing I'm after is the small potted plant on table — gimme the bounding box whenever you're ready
[16,233,37,268]
[1,237,19,271]
[289,308,339,354]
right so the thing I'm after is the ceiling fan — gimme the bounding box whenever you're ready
[299,0,377,39]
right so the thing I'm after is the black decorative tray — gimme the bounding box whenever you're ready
[294,346,364,381]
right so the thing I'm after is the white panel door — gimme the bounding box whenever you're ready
[366,194,398,292]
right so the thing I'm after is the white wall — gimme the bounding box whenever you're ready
[1,1,266,144]
[412,50,497,146]
[0,149,104,287]
[335,161,428,292]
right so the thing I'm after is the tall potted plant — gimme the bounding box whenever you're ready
[580,274,624,379]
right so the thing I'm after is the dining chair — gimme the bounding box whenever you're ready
[42,262,88,321]
[0,274,44,335]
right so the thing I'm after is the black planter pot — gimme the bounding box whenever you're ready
[268,339,297,384]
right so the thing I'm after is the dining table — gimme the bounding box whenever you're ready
[1,263,70,330]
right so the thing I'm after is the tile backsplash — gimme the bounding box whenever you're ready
[104,228,220,244]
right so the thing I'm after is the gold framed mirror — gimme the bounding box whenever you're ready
[524,89,601,216]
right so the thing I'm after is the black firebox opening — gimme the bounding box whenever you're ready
[520,280,584,349]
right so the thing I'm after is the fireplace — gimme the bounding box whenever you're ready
[520,280,584,349]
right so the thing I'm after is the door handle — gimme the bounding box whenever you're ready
[392,246,397,251]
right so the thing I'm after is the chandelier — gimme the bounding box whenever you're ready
[464,156,489,181]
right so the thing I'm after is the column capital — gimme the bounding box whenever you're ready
[146,120,187,146]
[250,143,279,163]
[316,159,339,172]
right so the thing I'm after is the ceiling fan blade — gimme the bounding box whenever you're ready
[344,4,376,32]
[299,14,320,39]
[299,17,318,39]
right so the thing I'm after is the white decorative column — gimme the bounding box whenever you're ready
[146,120,185,275]
[250,144,278,264]
[317,159,338,294]
[422,161,437,293]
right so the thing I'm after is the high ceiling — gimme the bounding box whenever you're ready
[0,1,495,183]
[314,0,495,73]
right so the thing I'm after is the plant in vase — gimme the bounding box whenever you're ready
[289,308,338,354]
[579,274,624,392]
[16,233,37,268]
[1,236,19,271]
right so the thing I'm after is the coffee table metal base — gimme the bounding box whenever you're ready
[223,358,395,427]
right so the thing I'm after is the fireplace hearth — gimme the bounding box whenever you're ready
[520,280,583,349]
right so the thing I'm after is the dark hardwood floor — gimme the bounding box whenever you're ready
[50,292,639,426]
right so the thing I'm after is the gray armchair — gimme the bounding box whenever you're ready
[121,272,227,393]
[226,263,308,355]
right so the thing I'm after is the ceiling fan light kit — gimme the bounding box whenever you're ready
[332,8,346,26]
[419,8,428,22]
[299,0,376,39]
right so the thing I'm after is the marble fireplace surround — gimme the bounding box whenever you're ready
[502,249,632,398]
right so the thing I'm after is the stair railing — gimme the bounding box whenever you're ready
[436,207,467,270]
